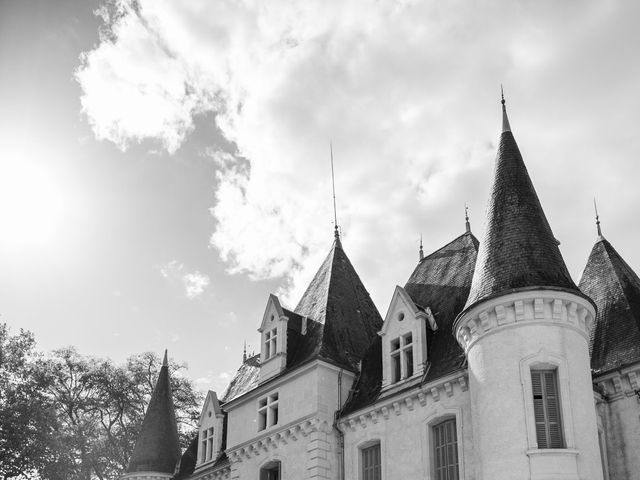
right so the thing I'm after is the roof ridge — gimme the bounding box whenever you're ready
[599,238,640,311]
[419,231,478,262]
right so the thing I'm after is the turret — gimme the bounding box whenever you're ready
[453,94,602,480]
[121,350,181,480]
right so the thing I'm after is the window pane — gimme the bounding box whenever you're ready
[433,419,458,480]
[362,444,381,480]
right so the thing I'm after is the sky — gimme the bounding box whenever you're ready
[1,0,640,394]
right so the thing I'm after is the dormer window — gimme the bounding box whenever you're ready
[390,332,414,383]
[380,286,436,390]
[200,427,214,463]
[264,328,278,359]
[196,391,224,469]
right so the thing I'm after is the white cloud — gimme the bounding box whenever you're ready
[159,260,210,299]
[78,1,640,307]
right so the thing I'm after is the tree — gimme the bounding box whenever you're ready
[0,324,57,479]
[0,324,203,480]
[38,348,202,480]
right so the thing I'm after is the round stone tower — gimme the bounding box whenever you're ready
[453,97,603,480]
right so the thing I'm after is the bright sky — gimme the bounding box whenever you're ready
[2,0,640,393]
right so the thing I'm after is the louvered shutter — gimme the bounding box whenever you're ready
[531,370,564,449]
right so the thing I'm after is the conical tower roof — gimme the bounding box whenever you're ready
[292,235,383,369]
[464,97,579,310]
[579,236,640,374]
[127,351,181,474]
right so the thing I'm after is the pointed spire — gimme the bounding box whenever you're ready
[243,341,247,363]
[463,95,578,310]
[419,233,424,261]
[127,351,180,474]
[294,236,383,369]
[162,349,168,367]
[465,204,471,233]
[330,142,340,241]
[501,85,511,133]
[594,198,603,238]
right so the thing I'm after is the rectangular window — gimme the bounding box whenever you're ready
[433,419,459,480]
[361,443,381,480]
[200,427,214,463]
[264,328,278,359]
[531,370,563,448]
[389,333,414,384]
[258,392,279,431]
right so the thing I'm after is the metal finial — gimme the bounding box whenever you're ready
[419,233,424,261]
[243,341,247,363]
[594,198,602,237]
[465,204,471,233]
[500,85,511,133]
[330,142,339,240]
[162,349,168,367]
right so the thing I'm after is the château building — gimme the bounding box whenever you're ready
[119,98,640,480]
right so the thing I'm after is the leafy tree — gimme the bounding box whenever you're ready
[0,324,203,480]
[0,324,57,479]
[38,348,202,480]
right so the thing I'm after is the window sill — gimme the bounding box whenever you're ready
[526,448,578,457]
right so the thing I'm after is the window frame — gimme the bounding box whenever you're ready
[360,442,381,480]
[530,369,564,449]
[258,392,279,431]
[519,350,575,451]
[200,426,215,463]
[259,459,281,480]
[389,332,415,383]
[431,418,459,480]
[422,408,465,480]
[264,327,278,360]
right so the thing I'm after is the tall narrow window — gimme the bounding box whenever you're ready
[200,427,214,463]
[531,370,563,448]
[361,443,381,480]
[258,392,279,431]
[265,328,278,359]
[260,461,281,480]
[433,419,459,480]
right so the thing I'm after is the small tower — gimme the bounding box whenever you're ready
[121,350,181,480]
[453,95,602,480]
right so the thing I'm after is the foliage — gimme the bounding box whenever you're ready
[0,324,203,480]
[0,325,57,479]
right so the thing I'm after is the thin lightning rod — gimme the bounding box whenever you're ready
[330,143,339,238]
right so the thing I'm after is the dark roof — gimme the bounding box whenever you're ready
[579,236,640,374]
[291,236,383,370]
[173,435,198,480]
[341,231,478,415]
[127,360,181,474]
[406,232,479,380]
[221,354,260,403]
[464,106,578,310]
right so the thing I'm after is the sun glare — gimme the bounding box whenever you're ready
[0,146,65,250]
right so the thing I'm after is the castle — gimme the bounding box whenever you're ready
[118,98,640,480]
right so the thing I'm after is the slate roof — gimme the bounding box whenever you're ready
[221,354,260,403]
[291,236,383,370]
[341,231,479,415]
[463,103,579,310]
[127,354,181,474]
[579,236,640,375]
[406,232,479,380]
